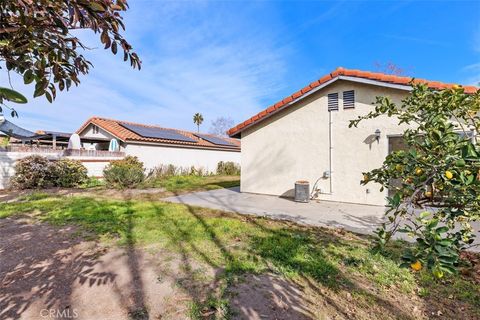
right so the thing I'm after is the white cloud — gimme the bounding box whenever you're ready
[461,62,480,86]
[0,1,290,133]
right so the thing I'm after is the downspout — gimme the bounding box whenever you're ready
[310,110,333,198]
[328,110,333,194]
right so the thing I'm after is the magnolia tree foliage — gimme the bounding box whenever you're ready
[0,0,140,115]
[350,83,480,278]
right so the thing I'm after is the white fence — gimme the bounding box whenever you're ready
[0,148,125,189]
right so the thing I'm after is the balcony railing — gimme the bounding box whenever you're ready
[0,146,125,157]
[63,149,125,157]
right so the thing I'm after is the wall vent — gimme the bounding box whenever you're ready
[343,90,355,109]
[327,93,339,111]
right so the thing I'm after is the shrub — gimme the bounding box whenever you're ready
[103,156,145,188]
[52,159,88,187]
[81,177,105,189]
[10,155,57,189]
[216,161,240,175]
[10,156,89,189]
[146,164,209,180]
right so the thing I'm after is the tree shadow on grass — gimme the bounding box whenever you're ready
[146,199,316,319]
[122,200,149,319]
[0,218,116,319]
[250,222,423,319]
[165,190,421,319]
[0,198,149,320]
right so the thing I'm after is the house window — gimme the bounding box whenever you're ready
[92,125,99,134]
[343,90,355,109]
[327,93,339,111]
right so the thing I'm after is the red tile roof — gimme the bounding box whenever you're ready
[227,67,479,137]
[76,117,240,151]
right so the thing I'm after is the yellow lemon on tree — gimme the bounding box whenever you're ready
[363,174,369,182]
[424,191,432,198]
[411,261,422,271]
[452,84,460,90]
[415,168,423,176]
[395,164,403,172]
[445,170,454,180]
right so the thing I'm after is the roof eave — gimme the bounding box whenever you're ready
[125,138,240,151]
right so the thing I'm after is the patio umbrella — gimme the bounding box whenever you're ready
[67,133,81,149]
[108,138,119,152]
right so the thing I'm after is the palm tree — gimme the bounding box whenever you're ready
[193,113,204,133]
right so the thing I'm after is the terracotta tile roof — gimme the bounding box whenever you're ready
[227,67,479,137]
[76,117,240,151]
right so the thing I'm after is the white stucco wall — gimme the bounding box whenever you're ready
[240,80,411,206]
[123,143,240,173]
[66,157,123,178]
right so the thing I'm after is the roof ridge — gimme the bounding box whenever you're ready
[94,117,200,136]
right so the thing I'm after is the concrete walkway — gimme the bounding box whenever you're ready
[165,187,480,252]
[164,187,386,235]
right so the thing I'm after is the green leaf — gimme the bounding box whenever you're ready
[45,91,53,103]
[33,86,45,98]
[436,226,449,234]
[111,41,117,54]
[23,70,34,84]
[0,87,27,104]
[428,218,439,229]
[89,2,105,12]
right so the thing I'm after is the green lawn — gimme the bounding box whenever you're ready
[143,175,240,193]
[1,193,479,319]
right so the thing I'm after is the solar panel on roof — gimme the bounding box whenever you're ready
[194,133,235,146]
[120,123,197,143]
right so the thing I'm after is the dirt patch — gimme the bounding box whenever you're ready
[0,218,210,320]
[230,273,319,320]
[86,188,167,200]
[0,188,90,202]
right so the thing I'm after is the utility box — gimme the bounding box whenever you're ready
[294,180,310,203]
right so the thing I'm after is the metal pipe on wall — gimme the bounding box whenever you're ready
[328,110,333,194]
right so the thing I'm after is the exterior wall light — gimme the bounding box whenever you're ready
[375,129,381,141]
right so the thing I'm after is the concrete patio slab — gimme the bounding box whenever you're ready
[164,187,480,252]
[164,187,386,235]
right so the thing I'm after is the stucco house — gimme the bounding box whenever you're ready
[77,117,240,172]
[228,67,477,206]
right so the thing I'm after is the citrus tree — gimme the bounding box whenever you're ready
[0,0,140,115]
[350,83,480,278]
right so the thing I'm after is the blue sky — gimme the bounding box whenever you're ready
[2,0,479,133]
